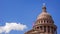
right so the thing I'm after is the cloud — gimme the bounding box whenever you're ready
[0,22,27,33]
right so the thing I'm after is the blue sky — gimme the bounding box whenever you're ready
[0,0,60,34]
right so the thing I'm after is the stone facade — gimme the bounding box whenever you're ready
[25,4,57,34]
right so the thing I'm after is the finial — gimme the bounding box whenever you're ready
[43,3,46,8]
[43,3,46,6]
[42,3,47,12]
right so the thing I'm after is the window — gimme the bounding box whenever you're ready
[51,27,53,33]
[37,27,39,29]
[48,26,50,32]
[41,21,43,23]
[44,20,45,23]
[47,20,48,23]
[44,26,46,32]
[40,26,43,30]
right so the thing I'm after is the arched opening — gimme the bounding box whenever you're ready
[44,26,46,32]
[48,26,50,33]
[40,26,43,30]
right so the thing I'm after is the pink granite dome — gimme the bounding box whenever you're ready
[37,5,52,20]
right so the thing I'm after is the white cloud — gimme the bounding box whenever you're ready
[0,22,27,34]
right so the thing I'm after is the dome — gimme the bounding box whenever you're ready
[37,12,51,20]
[37,4,52,20]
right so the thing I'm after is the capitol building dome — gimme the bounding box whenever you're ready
[37,5,52,20]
